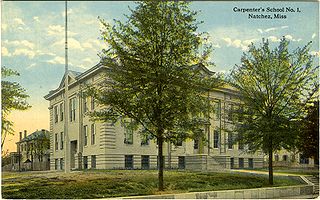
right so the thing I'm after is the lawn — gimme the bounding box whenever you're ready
[2,170,305,199]
[248,167,319,176]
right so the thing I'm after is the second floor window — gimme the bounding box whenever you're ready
[59,103,64,121]
[55,133,58,150]
[123,119,133,144]
[60,132,64,150]
[83,97,88,113]
[54,105,58,123]
[214,101,221,120]
[69,97,76,122]
[91,124,95,145]
[228,132,233,149]
[84,125,88,146]
[214,129,219,148]
[91,96,95,110]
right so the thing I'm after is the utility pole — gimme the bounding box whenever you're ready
[64,0,70,173]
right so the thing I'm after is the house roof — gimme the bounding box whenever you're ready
[18,129,50,143]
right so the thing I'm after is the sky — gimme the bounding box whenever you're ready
[1,1,319,153]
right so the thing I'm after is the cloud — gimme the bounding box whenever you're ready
[47,25,77,37]
[267,36,280,42]
[2,47,11,57]
[33,16,40,22]
[52,38,84,51]
[212,43,221,49]
[4,39,35,49]
[13,18,25,26]
[284,34,302,42]
[312,33,316,39]
[222,37,256,51]
[27,63,37,69]
[61,9,73,17]
[2,23,7,31]
[82,58,94,63]
[310,51,320,57]
[47,56,65,65]
[12,48,36,58]
[257,26,289,34]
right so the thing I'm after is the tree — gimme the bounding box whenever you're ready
[297,101,319,165]
[229,38,318,185]
[89,1,221,190]
[1,67,31,150]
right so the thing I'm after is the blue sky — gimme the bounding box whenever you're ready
[1,1,319,151]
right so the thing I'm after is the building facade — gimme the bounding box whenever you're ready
[44,63,264,171]
[7,129,50,171]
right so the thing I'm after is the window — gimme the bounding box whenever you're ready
[238,106,244,122]
[214,130,219,148]
[83,97,88,113]
[123,119,133,144]
[60,158,64,170]
[59,103,64,121]
[228,132,233,149]
[54,105,58,123]
[176,138,183,146]
[239,158,244,168]
[91,155,96,169]
[141,155,150,169]
[141,134,150,146]
[227,104,233,121]
[194,139,199,149]
[55,133,58,150]
[230,158,234,169]
[299,154,309,164]
[125,155,133,169]
[83,156,88,169]
[91,124,95,145]
[60,132,64,150]
[214,101,221,120]
[283,155,288,161]
[248,158,253,169]
[275,154,279,161]
[91,96,95,110]
[178,156,185,169]
[69,97,76,122]
[55,159,59,170]
[84,125,88,146]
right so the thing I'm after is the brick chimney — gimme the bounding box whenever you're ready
[24,130,27,138]
[19,132,22,141]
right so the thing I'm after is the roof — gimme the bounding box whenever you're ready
[18,129,50,143]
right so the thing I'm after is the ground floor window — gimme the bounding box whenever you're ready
[248,158,253,169]
[91,155,96,169]
[125,155,133,169]
[60,158,64,170]
[83,156,88,169]
[239,158,244,169]
[299,154,309,164]
[141,155,149,169]
[178,156,185,169]
[230,158,234,169]
[283,155,288,161]
[55,159,59,170]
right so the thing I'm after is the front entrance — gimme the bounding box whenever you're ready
[70,141,77,169]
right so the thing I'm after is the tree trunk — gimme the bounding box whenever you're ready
[158,136,164,191]
[268,147,273,185]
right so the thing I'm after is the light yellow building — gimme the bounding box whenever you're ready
[44,63,264,171]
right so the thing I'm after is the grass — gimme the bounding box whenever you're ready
[2,170,305,199]
[249,167,319,176]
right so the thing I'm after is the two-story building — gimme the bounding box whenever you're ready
[44,63,264,171]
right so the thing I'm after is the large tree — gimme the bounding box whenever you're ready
[297,101,319,165]
[89,1,221,190]
[1,67,31,150]
[229,38,318,185]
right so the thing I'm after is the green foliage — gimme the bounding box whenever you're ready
[1,67,31,149]
[229,38,318,184]
[1,170,302,199]
[297,101,319,164]
[88,1,221,190]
